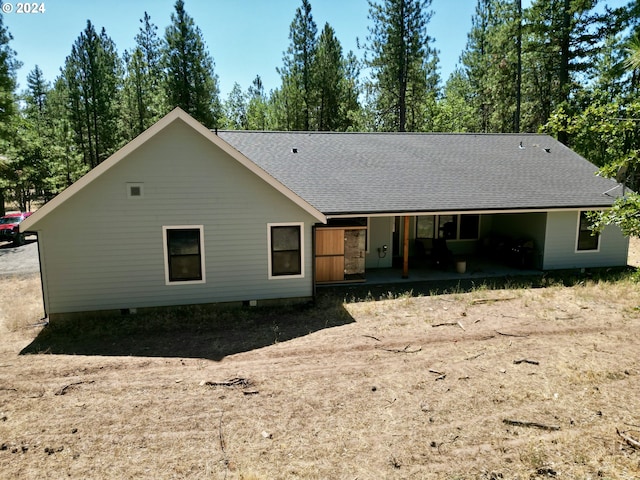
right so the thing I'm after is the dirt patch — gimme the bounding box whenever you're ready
[1,274,639,479]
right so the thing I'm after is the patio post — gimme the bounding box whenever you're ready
[402,215,409,278]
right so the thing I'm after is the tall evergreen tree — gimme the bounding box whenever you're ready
[460,0,521,133]
[365,0,438,132]
[62,21,123,168]
[0,7,20,141]
[522,0,610,133]
[315,23,361,131]
[246,75,269,130]
[277,0,318,130]
[122,12,166,139]
[163,0,220,127]
[222,83,248,130]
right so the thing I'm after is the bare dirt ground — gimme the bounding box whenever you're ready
[1,246,639,479]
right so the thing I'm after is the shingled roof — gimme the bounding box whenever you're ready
[218,131,620,216]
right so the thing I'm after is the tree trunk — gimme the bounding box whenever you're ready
[398,0,407,132]
[515,0,522,133]
[558,0,571,144]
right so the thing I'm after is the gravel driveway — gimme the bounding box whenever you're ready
[0,237,40,275]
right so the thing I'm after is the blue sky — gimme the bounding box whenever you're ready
[1,0,626,98]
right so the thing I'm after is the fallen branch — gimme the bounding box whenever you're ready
[466,352,485,361]
[429,369,445,376]
[242,391,259,396]
[472,297,516,305]
[363,335,381,342]
[617,428,640,450]
[496,330,529,338]
[503,419,560,431]
[55,381,94,396]
[432,321,466,331]
[378,345,422,354]
[201,377,252,388]
[0,387,17,392]
[514,359,539,365]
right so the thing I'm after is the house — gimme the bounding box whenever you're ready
[21,108,629,321]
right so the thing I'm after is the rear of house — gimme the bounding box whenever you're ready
[22,109,630,321]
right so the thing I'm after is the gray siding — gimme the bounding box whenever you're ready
[366,216,394,268]
[543,211,628,269]
[36,120,317,315]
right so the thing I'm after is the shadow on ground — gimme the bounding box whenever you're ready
[19,267,635,360]
[20,298,355,361]
[0,238,37,250]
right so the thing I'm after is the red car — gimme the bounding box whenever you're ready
[0,212,33,246]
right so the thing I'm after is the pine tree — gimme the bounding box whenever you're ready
[122,12,166,139]
[277,0,318,130]
[163,0,220,127]
[62,21,123,168]
[365,0,438,132]
[246,75,269,130]
[0,7,20,141]
[223,83,248,129]
[522,0,610,133]
[460,0,521,133]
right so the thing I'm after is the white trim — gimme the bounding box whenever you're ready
[267,222,305,280]
[162,225,206,285]
[365,217,370,254]
[575,211,601,253]
[127,182,144,199]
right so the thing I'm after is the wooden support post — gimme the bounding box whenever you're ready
[402,215,410,278]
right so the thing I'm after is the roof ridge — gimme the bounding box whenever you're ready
[217,130,547,136]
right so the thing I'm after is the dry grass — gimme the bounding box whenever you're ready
[1,271,640,479]
[0,274,43,334]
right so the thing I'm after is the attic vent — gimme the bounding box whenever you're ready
[519,141,525,149]
[291,148,298,154]
[544,148,551,153]
[127,183,144,199]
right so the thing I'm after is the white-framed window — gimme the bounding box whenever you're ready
[416,214,480,240]
[127,182,144,199]
[162,226,206,284]
[267,222,304,279]
[576,211,600,252]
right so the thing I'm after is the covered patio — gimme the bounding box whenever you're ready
[318,253,542,288]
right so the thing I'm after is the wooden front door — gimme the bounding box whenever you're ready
[316,228,345,283]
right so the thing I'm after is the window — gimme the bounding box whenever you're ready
[163,226,205,284]
[268,223,304,278]
[416,216,435,239]
[416,214,479,240]
[576,211,600,251]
